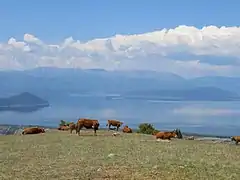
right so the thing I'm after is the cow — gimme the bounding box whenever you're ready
[231,136,240,145]
[76,118,100,136]
[122,126,132,133]
[22,127,45,135]
[58,125,70,131]
[106,120,123,131]
[69,122,76,134]
[154,131,178,140]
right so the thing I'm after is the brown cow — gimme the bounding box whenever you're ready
[154,131,178,140]
[69,122,76,134]
[231,136,240,145]
[122,126,132,133]
[106,120,123,131]
[22,127,45,135]
[76,118,100,136]
[58,125,70,131]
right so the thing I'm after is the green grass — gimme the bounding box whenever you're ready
[1,130,240,180]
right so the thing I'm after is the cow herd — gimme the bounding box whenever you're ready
[21,118,240,144]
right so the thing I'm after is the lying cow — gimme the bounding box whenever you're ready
[122,126,132,133]
[76,118,100,136]
[22,127,45,135]
[106,120,123,131]
[154,131,178,140]
[231,136,240,145]
[58,125,70,131]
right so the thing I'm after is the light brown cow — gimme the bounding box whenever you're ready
[22,127,45,135]
[76,118,100,136]
[58,125,70,131]
[69,122,76,134]
[154,131,178,140]
[231,136,240,145]
[122,126,132,133]
[106,120,123,131]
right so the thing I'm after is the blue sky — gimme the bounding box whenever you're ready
[0,0,240,77]
[1,0,239,42]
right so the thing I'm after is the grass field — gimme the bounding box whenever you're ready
[1,130,240,180]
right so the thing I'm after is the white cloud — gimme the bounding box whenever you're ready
[1,25,240,77]
[23,34,43,45]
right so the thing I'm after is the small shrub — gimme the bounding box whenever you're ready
[59,120,71,126]
[137,123,158,134]
[59,120,66,126]
[175,128,183,139]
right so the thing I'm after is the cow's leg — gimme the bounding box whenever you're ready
[94,129,97,136]
[236,141,239,145]
[108,124,111,131]
[76,124,82,136]
[116,125,120,131]
[75,125,78,134]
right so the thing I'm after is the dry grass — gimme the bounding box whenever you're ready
[0,130,240,180]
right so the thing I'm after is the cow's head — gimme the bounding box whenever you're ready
[231,136,236,141]
[169,131,178,138]
[92,121,100,130]
[41,128,45,133]
[173,132,178,138]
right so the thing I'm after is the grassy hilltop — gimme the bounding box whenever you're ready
[1,130,240,180]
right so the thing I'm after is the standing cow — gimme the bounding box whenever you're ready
[231,136,240,145]
[69,122,76,134]
[76,118,100,136]
[106,120,123,131]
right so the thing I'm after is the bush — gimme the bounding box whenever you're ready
[137,123,159,134]
[175,128,183,139]
[59,120,71,126]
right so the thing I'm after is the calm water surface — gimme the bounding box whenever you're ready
[0,95,240,136]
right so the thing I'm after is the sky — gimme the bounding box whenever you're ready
[0,0,240,78]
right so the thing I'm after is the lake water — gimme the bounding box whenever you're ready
[0,94,240,137]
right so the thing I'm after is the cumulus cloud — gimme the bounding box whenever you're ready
[1,25,240,77]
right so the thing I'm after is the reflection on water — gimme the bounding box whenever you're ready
[0,95,240,136]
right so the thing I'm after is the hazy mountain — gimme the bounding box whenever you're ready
[0,67,239,101]
[189,76,240,93]
[0,67,192,96]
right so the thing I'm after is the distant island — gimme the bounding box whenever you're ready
[0,92,49,112]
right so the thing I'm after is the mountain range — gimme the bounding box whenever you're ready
[0,67,239,101]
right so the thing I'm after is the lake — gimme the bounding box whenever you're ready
[0,94,240,137]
